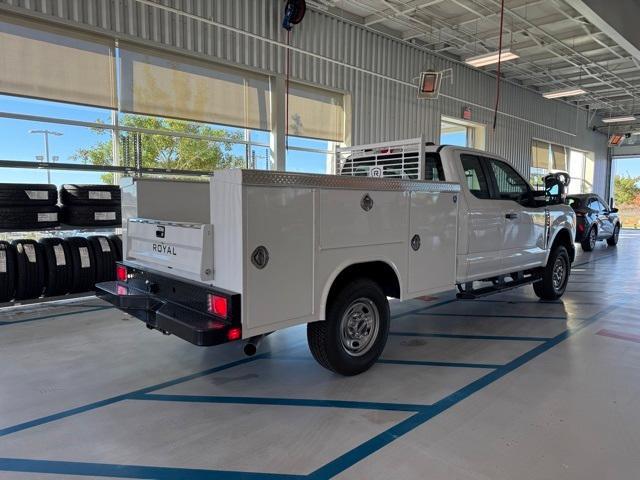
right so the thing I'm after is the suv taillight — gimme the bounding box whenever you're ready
[116,265,128,282]
[207,294,228,319]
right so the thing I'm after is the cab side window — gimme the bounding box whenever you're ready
[588,198,601,212]
[460,154,490,199]
[487,159,530,201]
[597,199,609,213]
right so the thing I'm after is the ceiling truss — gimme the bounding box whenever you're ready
[312,0,640,117]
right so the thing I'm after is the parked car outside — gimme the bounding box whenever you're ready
[567,194,621,251]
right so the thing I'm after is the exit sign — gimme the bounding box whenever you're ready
[462,107,472,120]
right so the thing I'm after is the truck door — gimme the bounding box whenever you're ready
[484,157,546,271]
[458,154,505,280]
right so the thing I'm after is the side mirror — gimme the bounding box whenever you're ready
[611,207,619,213]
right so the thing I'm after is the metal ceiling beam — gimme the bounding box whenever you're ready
[364,0,444,26]
[564,0,640,61]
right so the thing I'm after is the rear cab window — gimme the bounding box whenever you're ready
[424,152,445,181]
[460,154,491,199]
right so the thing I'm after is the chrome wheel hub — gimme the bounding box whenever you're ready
[340,298,380,357]
[590,229,596,248]
[552,257,566,291]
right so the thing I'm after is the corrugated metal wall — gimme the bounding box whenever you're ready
[0,0,609,194]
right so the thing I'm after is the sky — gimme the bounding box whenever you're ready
[614,157,640,181]
[0,94,331,185]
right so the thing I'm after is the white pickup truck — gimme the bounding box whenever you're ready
[98,137,575,376]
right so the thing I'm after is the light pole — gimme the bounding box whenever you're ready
[29,129,63,183]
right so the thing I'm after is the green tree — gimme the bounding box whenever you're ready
[73,115,246,183]
[614,174,640,205]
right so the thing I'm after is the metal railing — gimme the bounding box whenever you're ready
[335,135,425,180]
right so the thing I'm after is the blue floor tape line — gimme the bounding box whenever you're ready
[130,393,430,413]
[377,359,502,369]
[388,331,552,342]
[307,303,623,479]
[0,306,114,326]
[411,311,570,320]
[268,355,500,370]
[0,354,268,438]
[0,458,305,480]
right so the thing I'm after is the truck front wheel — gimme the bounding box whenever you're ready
[307,278,390,376]
[533,245,570,300]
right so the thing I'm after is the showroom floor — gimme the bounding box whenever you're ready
[0,233,639,480]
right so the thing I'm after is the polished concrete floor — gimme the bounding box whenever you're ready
[0,232,639,480]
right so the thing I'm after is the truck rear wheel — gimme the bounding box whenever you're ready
[307,278,390,376]
[533,245,570,300]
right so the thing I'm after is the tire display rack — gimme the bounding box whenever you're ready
[0,183,123,306]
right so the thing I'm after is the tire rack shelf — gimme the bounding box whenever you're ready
[0,225,122,234]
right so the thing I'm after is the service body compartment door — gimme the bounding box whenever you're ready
[126,218,213,282]
[244,186,315,331]
[407,191,458,294]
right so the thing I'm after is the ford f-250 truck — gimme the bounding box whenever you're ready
[97,137,575,376]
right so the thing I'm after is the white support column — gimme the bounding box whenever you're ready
[270,75,287,171]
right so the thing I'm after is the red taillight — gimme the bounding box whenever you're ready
[116,265,128,282]
[577,223,584,232]
[227,327,242,341]
[208,294,228,319]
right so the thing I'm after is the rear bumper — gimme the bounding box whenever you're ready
[96,263,241,346]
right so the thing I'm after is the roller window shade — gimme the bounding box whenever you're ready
[0,19,116,109]
[288,82,345,142]
[551,144,567,171]
[119,46,271,131]
[531,140,550,169]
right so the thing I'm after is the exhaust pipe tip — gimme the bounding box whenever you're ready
[243,343,258,356]
[242,334,266,356]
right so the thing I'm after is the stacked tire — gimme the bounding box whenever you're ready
[65,237,98,293]
[40,237,73,297]
[87,236,118,283]
[12,239,46,300]
[0,241,17,302]
[60,185,121,227]
[0,184,60,230]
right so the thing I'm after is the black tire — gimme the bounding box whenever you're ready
[581,226,596,251]
[60,184,121,206]
[61,205,122,227]
[533,245,571,301]
[607,224,621,246]
[39,238,73,297]
[87,236,117,282]
[11,239,45,300]
[0,183,57,206]
[108,234,123,261]
[0,205,60,230]
[0,241,17,302]
[66,237,97,293]
[307,278,390,376]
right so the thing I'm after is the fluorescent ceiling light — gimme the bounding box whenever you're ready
[542,88,587,99]
[602,115,636,123]
[464,49,519,68]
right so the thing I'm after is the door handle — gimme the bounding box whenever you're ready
[505,213,519,220]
